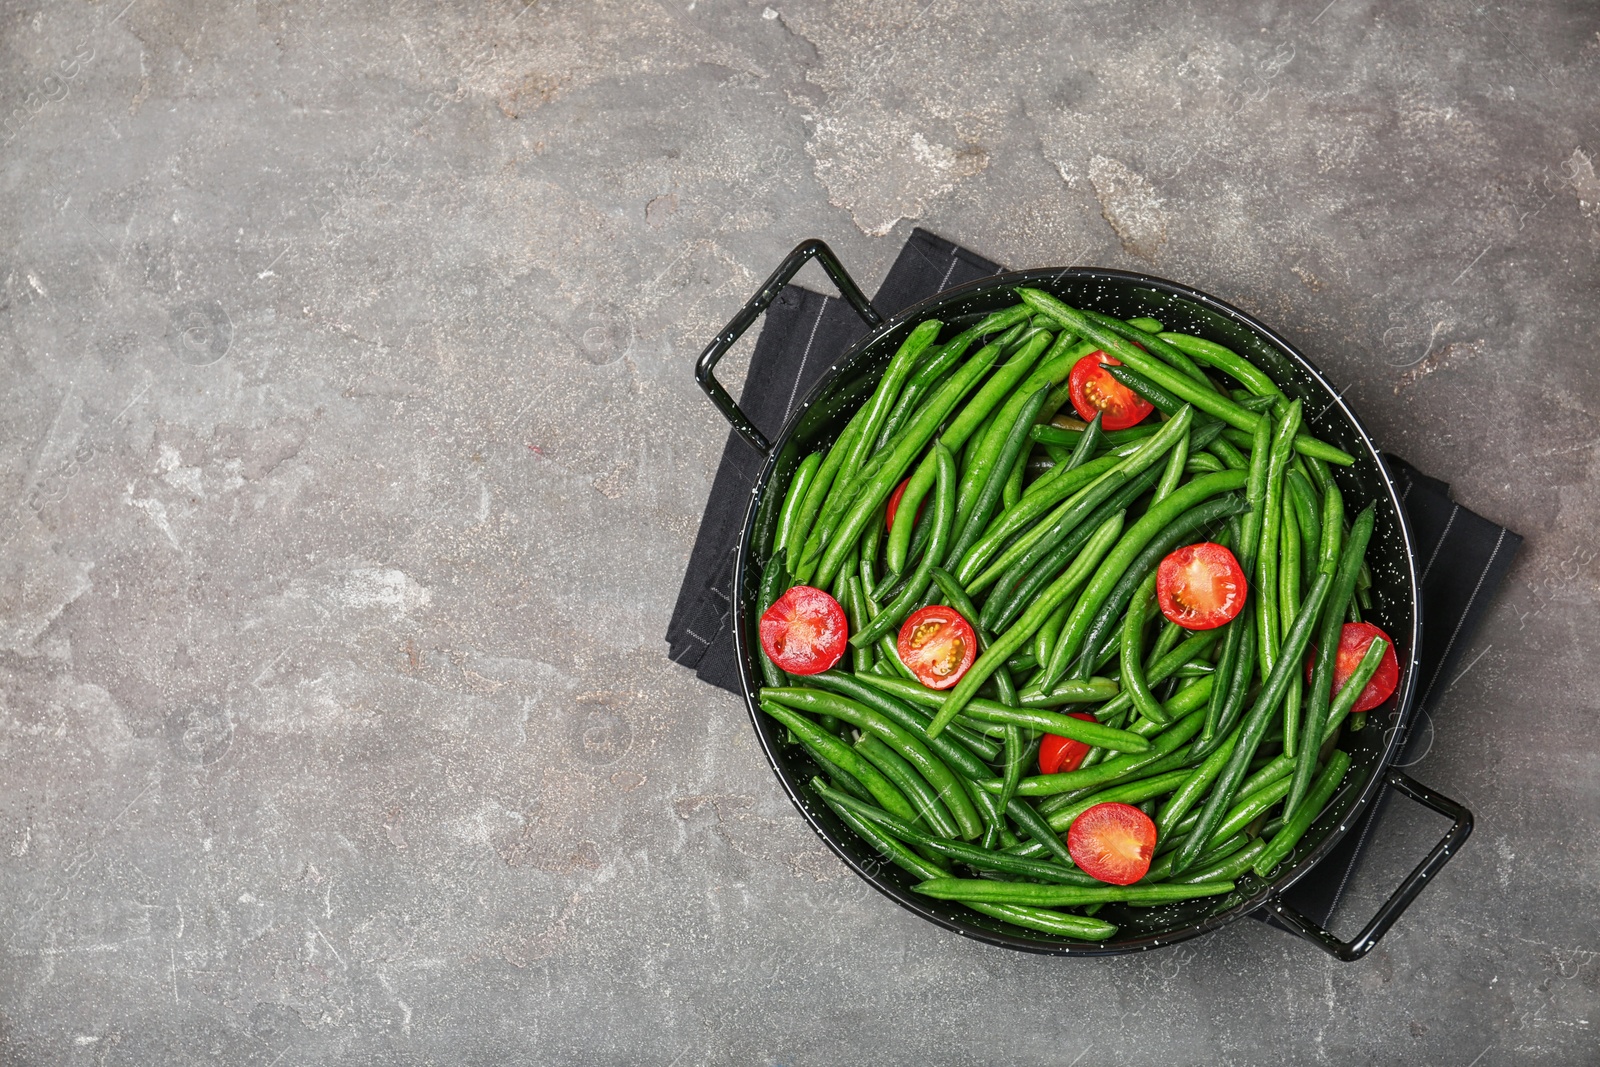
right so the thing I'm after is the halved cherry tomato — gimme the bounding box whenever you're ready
[1305,621,1400,713]
[1067,350,1155,431]
[885,477,923,531]
[760,585,848,676]
[1038,714,1099,775]
[1067,802,1157,885]
[1156,541,1248,630]
[896,605,977,690]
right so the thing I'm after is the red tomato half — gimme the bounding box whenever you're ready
[885,477,923,531]
[760,585,848,676]
[1305,621,1400,713]
[896,605,977,690]
[1156,542,1248,630]
[1038,713,1098,775]
[1068,802,1157,885]
[1067,350,1155,431]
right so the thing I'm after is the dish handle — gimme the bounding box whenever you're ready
[696,239,883,456]
[1264,769,1473,961]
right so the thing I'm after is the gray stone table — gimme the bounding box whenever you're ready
[2,1,1597,1063]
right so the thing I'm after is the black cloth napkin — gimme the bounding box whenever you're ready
[666,229,1521,933]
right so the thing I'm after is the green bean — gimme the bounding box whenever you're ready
[1039,340,1101,418]
[1102,361,1186,416]
[1287,506,1376,819]
[1186,452,1225,475]
[927,566,981,627]
[806,670,1001,768]
[966,404,1196,601]
[880,328,1048,576]
[787,416,863,574]
[878,635,915,680]
[854,734,961,839]
[1166,837,1270,885]
[955,349,1055,525]
[1040,468,1249,688]
[1161,773,1293,858]
[1148,619,1185,673]
[1285,469,1322,586]
[829,319,942,506]
[962,406,1199,587]
[1211,641,1384,826]
[1253,750,1352,877]
[812,780,1099,885]
[864,327,1036,575]
[928,511,1126,738]
[852,443,957,648]
[827,790,1119,940]
[809,749,876,803]
[762,686,983,839]
[1142,831,1249,885]
[1318,479,1345,579]
[1152,426,1191,505]
[1080,308,1218,393]
[995,725,1028,834]
[982,460,1152,630]
[1280,493,1304,760]
[1034,600,1070,669]
[1200,524,1248,745]
[1236,750,1297,802]
[957,455,1123,589]
[1016,677,1123,708]
[989,792,1068,865]
[841,574,872,675]
[876,327,983,452]
[1006,649,1038,674]
[1255,399,1302,679]
[821,789,946,877]
[971,901,1120,940]
[861,496,885,579]
[1041,769,1193,834]
[858,674,1147,751]
[1001,447,1028,509]
[1168,570,1332,874]
[758,697,918,824]
[1193,590,1259,760]
[1209,436,1249,475]
[913,878,1235,907]
[1067,629,1221,722]
[1030,421,1157,449]
[1063,411,1104,471]
[775,452,823,557]
[756,552,790,688]
[948,386,1051,568]
[915,309,1018,392]
[1156,718,1244,838]
[1157,332,1282,398]
[1003,683,1210,798]
[831,540,858,601]
[1121,571,1170,726]
[984,461,1166,634]
[1016,288,1354,466]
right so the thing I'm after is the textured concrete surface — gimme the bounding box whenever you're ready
[1,0,1597,1063]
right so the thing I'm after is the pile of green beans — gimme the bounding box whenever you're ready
[760,291,1385,942]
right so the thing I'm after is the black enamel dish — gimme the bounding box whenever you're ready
[696,240,1471,960]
